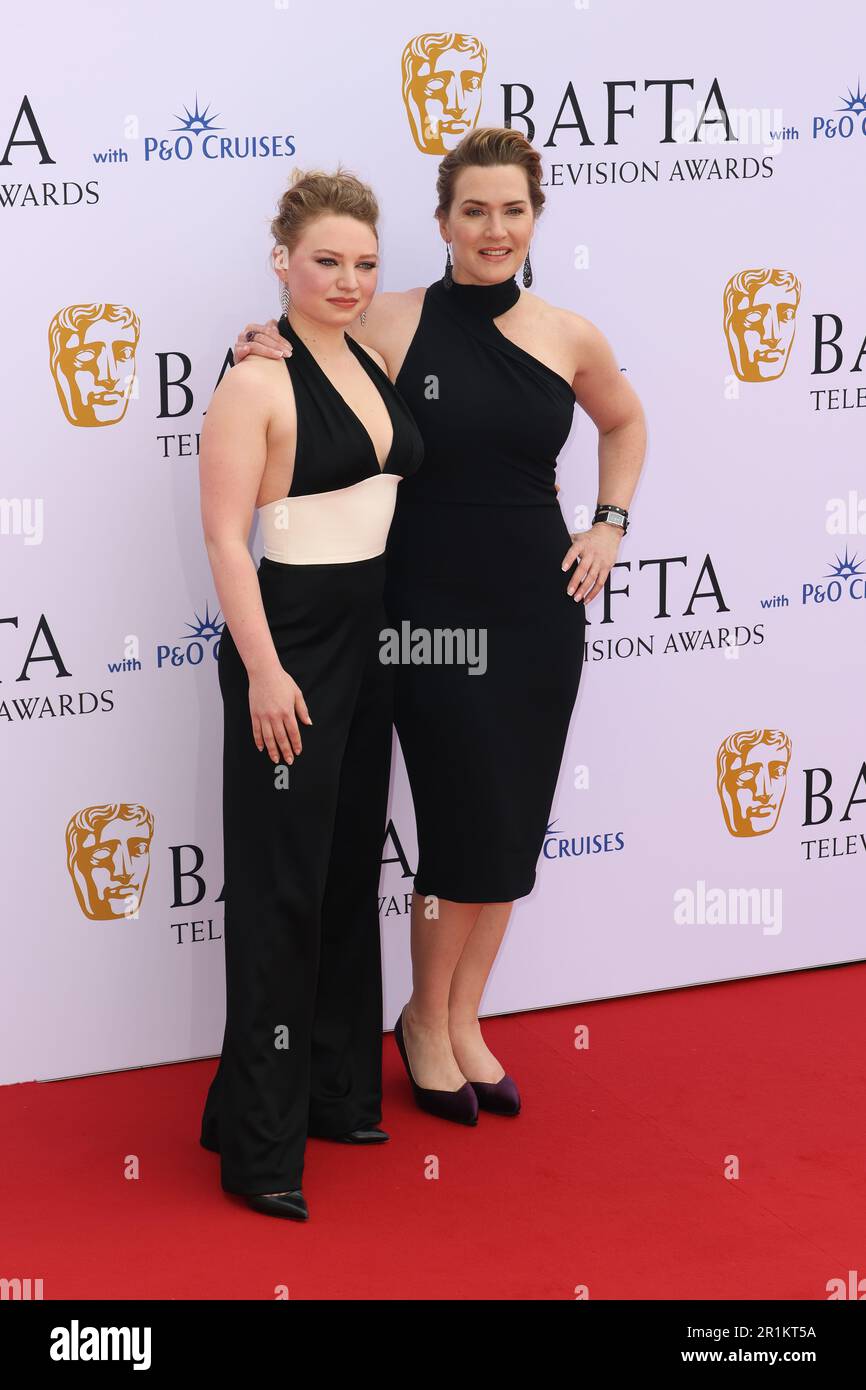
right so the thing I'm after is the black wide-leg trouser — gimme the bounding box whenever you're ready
[200,553,392,1195]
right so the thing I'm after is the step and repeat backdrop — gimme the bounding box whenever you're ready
[2,0,863,1083]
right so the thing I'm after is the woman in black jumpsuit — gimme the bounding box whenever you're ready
[199,310,423,1212]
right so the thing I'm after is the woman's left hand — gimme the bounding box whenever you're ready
[561,523,623,603]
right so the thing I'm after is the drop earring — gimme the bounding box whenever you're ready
[443,241,453,289]
[522,246,533,288]
[280,281,290,316]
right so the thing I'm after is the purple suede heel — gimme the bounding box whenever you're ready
[468,1075,521,1116]
[394,1008,479,1126]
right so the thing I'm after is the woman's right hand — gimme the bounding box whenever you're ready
[248,665,312,764]
[233,318,292,364]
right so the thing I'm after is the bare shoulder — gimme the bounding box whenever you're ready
[347,286,428,364]
[352,340,389,373]
[526,293,616,371]
[203,353,286,430]
[224,351,287,384]
[368,286,426,325]
[223,352,289,396]
[525,295,644,432]
[523,291,597,341]
[383,285,427,305]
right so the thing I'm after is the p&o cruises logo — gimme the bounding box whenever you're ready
[141,94,296,163]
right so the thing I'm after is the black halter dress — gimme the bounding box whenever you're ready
[384,273,587,902]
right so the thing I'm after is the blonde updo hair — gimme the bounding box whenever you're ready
[270,164,380,256]
[434,127,545,222]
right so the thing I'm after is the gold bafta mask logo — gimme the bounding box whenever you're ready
[401,32,487,154]
[716,730,792,837]
[66,803,154,920]
[723,269,801,382]
[49,303,141,426]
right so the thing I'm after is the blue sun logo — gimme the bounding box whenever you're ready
[836,79,866,114]
[170,95,224,136]
[184,604,224,642]
[825,549,865,581]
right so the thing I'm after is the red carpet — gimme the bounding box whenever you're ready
[3,964,864,1300]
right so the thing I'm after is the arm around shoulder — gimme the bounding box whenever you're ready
[346,286,426,355]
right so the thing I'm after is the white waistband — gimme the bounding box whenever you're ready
[257,472,400,564]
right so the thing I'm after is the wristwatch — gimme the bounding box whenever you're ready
[594,504,629,535]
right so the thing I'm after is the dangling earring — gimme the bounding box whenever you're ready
[522,246,533,289]
[280,280,290,316]
[360,308,367,325]
[443,241,453,289]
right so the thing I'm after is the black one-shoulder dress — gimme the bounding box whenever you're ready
[383,273,587,903]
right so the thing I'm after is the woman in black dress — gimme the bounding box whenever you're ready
[234,129,646,1123]
[199,169,423,1218]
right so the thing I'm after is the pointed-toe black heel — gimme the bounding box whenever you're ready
[333,1127,390,1144]
[245,1189,309,1220]
[469,1074,521,1116]
[394,1007,478,1126]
